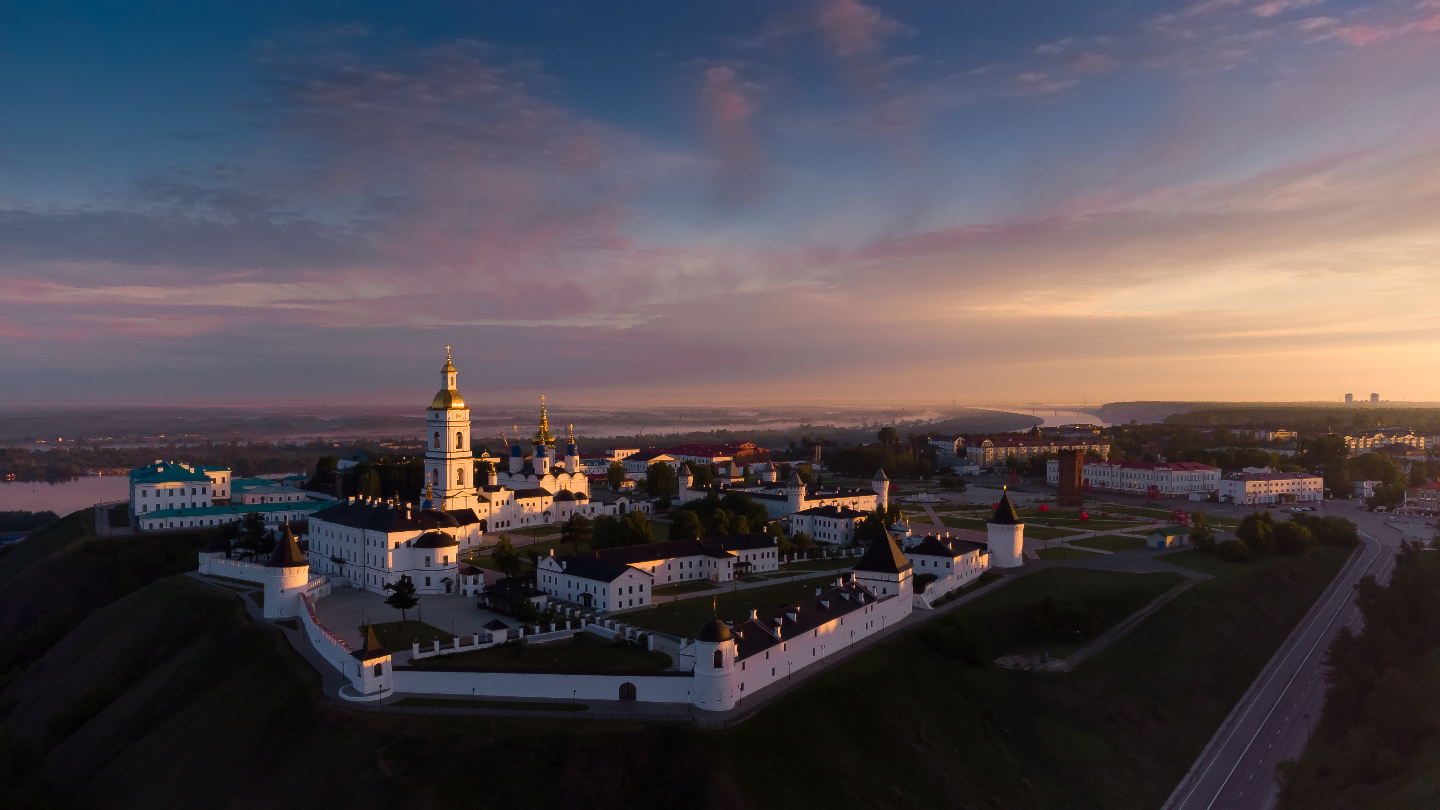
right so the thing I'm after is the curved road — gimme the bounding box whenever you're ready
[1163,505,1420,810]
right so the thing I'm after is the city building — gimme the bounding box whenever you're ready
[536,533,778,600]
[535,552,653,611]
[129,460,231,517]
[787,504,869,545]
[902,533,990,604]
[1217,471,1323,505]
[306,492,478,595]
[1340,429,1425,453]
[1402,482,1440,515]
[1056,449,1083,508]
[1146,527,1190,549]
[676,467,888,523]
[963,435,1110,468]
[1046,459,1220,498]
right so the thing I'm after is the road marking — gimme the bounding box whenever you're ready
[1179,531,1381,810]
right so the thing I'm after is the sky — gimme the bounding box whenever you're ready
[2,0,1439,408]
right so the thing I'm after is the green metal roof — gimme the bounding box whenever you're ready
[140,501,325,520]
[128,462,211,484]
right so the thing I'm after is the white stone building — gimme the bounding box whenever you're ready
[535,553,653,611]
[306,495,478,595]
[903,532,991,603]
[1048,459,1220,498]
[1217,471,1323,505]
[129,460,230,518]
[677,468,889,525]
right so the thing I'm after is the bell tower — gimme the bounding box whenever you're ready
[424,346,476,510]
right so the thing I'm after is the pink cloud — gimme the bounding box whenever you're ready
[817,0,914,58]
[700,66,763,200]
[1252,0,1323,19]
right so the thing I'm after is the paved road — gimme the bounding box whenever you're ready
[1163,504,1420,810]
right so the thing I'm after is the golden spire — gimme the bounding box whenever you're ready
[535,394,554,447]
[441,345,456,374]
[425,482,434,502]
[567,423,575,445]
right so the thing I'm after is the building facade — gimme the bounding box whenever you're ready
[1049,459,1220,498]
[964,435,1110,468]
[1217,471,1324,505]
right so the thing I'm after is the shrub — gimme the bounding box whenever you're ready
[1216,539,1252,562]
[1237,512,1276,556]
[1274,521,1315,555]
[922,616,993,665]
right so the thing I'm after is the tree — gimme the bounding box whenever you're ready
[560,513,592,553]
[1237,512,1276,556]
[592,515,621,549]
[357,468,382,498]
[877,426,898,447]
[1189,511,1216,551]
[1368,482,1406,510]
[619,510,653,545]
[512,597,540,624]
[1275,520,1315,555]
[475,459,495,481]
[854,509,890,545]
[795,463,816,485]
[789,531,815,556]
[672,510,703,542]
[234,512,273,560]
[306,455,338,493]
[645,461,678,498]
[709,508,733,537]
[606,461,627,491]
[383,574,419,621]
[1409,465,1429,488]
[491,536,522,577]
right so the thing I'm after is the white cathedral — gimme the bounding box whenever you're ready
[304,349,651,596]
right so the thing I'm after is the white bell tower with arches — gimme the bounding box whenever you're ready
[424,346,476,511]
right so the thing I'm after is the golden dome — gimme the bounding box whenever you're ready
[430,388,466,410]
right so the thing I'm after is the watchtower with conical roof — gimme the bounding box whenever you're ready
[987,488,1025,568]
[871,468,889,512]
[348,624,394,699]
[263,522,314,619]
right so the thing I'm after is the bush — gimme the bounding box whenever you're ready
[1274,521,1315,555]
[1291,513,1359,548]
[922,616,993,665]
[1237,512,1276,556]
[1216,539,1252,562]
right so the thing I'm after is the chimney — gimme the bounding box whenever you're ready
[786,611,797,621]
[550,548,554,556]
[815,587,821,596]
[749,609,757,620]
[821,600,829,609]
[348,496,355,503]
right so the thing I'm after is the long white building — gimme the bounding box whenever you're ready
[1217,471,1323,505]
[1047,459,1220,498]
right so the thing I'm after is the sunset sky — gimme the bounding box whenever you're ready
[2,0,1438,406]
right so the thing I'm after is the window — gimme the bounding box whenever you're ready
[425,556,431,567]
[713,649,724,668]
[457,467,465,485]
[433,431,440,449]
[456,431,464,449]
[425,577,431,586]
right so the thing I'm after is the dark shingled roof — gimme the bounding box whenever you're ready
[731,581,876,661]
[852,535,913,575]
[512,487,554,499]
[553,553,638,583]
[351,625,390,661]
[696,619,732,642]
[310,500,471,533]
[412,530,459,549]
[794,505,868,519]
[906,535,988,559]
[268,524,308,568]
[990,490,1021,525]
[483,618,511,631]
[583,533,777,568]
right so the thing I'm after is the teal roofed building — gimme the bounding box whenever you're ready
[136,500,322,533]
[128,460,231,524]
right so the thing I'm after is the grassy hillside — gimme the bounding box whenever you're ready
[0,509,209,694]
[0,542,1348,810]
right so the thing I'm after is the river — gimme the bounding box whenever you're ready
[0,477,130,516]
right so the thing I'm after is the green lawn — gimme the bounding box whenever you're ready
[391,697,589,712]
[652,580,718,596]
[1072,535,1150,553]
[724,546,1349,810]
[950,567,1183,657]
[622,578,846,638]
[783,557,856,571]
[410,632,672,672]
[1034,546,1103,560]
[502,526,561,538]
[365,620,453,651]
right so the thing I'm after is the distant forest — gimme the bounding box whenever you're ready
[1165,407,1440,435]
